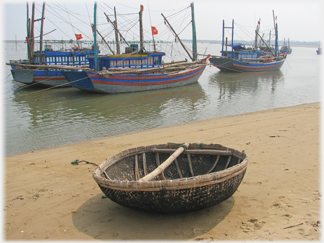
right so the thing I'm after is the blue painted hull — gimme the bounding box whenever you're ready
[210,57,285,72]
[232,59,285,72]
[10,67,70,87]
[8,49,96,87]
[62,65,206,94]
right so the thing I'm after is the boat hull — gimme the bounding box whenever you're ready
[98,168,246,213]
[93,143,248,213]
[210,57,285,72]
[33,69,70,87]
[63,65,206,93]
[11,68,35,84]
[10,67,70,87]
[280,49,292,54]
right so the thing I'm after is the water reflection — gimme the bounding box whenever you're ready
[8,83,206,155]
[209,71,284,101]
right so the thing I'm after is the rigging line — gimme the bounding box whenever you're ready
[47,4,92,31]
[166,11,191,36]
[235,24,255,39]
[109,1,139,12]
[64,3,76,36]
[164,5,190,19]
[101,2,138,16]
[85,3,92,25]
[49,3,92,17]
[177,20,192,36]
[15,76,90,98]
[115,17,138,34]
[44,7,78,39]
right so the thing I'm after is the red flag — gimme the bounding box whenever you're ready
[26,37,29,44]
[75,34,83,40]
[140,5,144,12]
[151,26,158,35]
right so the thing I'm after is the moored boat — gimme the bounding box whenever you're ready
[316,42,321,55]
[6,2,99,88]
[280,38,292,54]
[316,48,321,55]
[62,3,209,94]
[8,47,97,87]
[210,13,286,72]
[210,55,285,72]
[62,50,209,93]
[93,142,248,213]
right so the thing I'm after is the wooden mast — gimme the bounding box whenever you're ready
[39,2,46,65]
[255,19,260,49]
[114,7,120,54]
[94,2,98,71]
[92,24,115,55]
[139,5,144,51]
[26,2,31,61]
[231,19,234,58]
[161,13,193,61]
[256,31,274,56]
[30,2,35,64]
[191,2,197,61]
[272,10,278,57]
[275,23,278,57]
[147,4,156,52]
[104,13,129,48]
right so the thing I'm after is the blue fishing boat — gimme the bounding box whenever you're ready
[62,3,209,94]
[210,15,286,72]
[8,47,97,87]
[316,42,321,55]
[6,2,98,87]
[280,38,292,54]
[63,50,209,93]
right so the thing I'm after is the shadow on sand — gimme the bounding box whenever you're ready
[72,193,235,240]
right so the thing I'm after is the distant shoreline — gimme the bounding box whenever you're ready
[2,39,320,47]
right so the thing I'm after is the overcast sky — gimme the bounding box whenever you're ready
[2,0,323,42]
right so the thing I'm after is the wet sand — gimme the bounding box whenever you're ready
[4,102,320,240]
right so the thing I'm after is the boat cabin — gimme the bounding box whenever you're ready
[33,49,97,66]
[88,45,165,71]
[221,43,261,59]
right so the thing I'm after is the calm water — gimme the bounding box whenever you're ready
[3,42,321,156]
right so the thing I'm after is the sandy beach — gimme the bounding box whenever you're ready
[3,102,320,241]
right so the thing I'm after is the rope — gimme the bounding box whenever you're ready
[198,143,204,149]
[71,159,98,166]
[179,143,189,151]
[14,75,90,97]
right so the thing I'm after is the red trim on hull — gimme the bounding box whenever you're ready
[233,61,284,70]
[90,67,205,86]
[34,77,67,81]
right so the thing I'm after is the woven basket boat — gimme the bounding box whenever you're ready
[93,143,248,213]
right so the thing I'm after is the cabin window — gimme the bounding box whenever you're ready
[154,56,159,65]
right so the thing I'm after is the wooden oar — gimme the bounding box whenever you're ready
[138,143,189,182]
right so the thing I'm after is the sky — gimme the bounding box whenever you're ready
[1,0,323,43]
